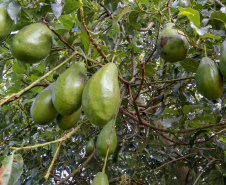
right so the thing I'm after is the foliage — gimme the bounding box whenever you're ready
[0,0,226,184]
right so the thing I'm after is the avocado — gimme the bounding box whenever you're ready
[220,40,226,79]
[82,63,120,126]
[157,23,189,63]
[10,23,53,63]
[91,172,109,185]
[52,62,87,115]
[0,3,13,42]
[96,119,117,157]
[56,108,81,130]
[196,57,224,100]
[86,138,95,155]
[30,84,58,125]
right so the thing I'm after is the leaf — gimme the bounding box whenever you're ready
[178,7,200,28]
[7,1,22,23]
[145,65,156,77]
[79,31,90,54]
[180,58,199,73]
[190,22,212,36]
[129,11,140,24]
[63,0,79,14]
[210,11,226,24]
[200,32,221,40]
[113,6,132,32]
[0,154,23,185]
[183,105,211,114]
[51,2,63,19]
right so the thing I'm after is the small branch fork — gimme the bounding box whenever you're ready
[79,0,110,63]
[120,108,226,134]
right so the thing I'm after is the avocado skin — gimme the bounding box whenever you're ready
[196,57,224,100]
[56,108,81,130]
[220,40,226,79]
[96,119,117,157]
[82,63,120,126]
[10,23,53,63]
[91,172,109,185]
[30,84,58,125]
[157,23,189,63]
[52,62,87,115]
[0,3,13,42]
[86,138,95,155]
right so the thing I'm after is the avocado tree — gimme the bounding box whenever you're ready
[0,0,226,184]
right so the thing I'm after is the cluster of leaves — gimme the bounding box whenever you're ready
[0,0,226,184]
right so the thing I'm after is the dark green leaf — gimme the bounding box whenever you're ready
[180,58,199,73]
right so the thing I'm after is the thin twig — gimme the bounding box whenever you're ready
[193,158,222,185]
[55,149,97,185]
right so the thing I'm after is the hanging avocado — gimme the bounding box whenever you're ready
[10,23,53,63]
[0,2,13,42]
[56,108,81,130]
[219,40,226,79]
[91,172,109,185]
[196,57,224,100]
[157,23,189,63]
[52,62,87,115]
[30,84,58,125]
[82,63,120,126]
[96,119,117,157]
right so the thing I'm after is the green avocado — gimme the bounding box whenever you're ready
[91,172,109,185]
[86,138,95,155]
[30,84,58,125]
[0,3,13,42]
[10,23,53,63]
[96,119,117,157]
[52,62,87,115]
[56,108,81,130]
[196,57,224,100]
[82,63,120,126]
[157,23,189,63]
[220,40,226,79]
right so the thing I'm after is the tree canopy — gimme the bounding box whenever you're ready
[0,0,226,184]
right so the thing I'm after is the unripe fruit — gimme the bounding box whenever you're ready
[10,23,53,63]
[30,84,58,125]
[157,23,189,63]
[0,3,13,42]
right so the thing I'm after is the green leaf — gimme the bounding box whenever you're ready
[0,154,23,185]
[7,1,22,23]
[200,33,221,40]
[178,7,200,27]
[129,11,140,24]
[183,105,211,114]
[113,6,132,32]
[79,31,90,54]
[63,0,79,14]
[145,65,156,77]
[210,11,226,24]
[180,58,199,73]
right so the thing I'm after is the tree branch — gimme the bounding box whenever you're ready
[55,149,97,185]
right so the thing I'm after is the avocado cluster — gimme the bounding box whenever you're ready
[31,62,119,157]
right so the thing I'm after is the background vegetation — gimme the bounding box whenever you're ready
[0,0,226,184]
